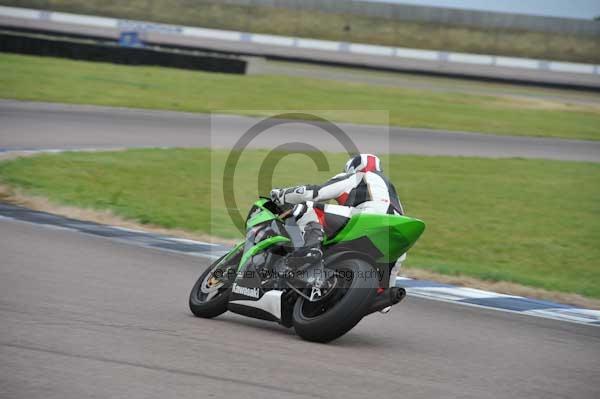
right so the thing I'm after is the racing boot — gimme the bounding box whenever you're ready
[286,222,324,270]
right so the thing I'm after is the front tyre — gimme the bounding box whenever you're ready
[189,256,232,318]
[292,258,377,343]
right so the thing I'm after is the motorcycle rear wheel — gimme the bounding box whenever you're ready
[292,258,377,343]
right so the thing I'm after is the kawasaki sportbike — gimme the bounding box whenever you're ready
[189,197,425,343]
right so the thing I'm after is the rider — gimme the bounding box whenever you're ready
[270,154,404,267]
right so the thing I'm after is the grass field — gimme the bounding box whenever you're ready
[1,148,599,299]
[263,60,600,105]
[2,54,600,140]
[2,0,599,63]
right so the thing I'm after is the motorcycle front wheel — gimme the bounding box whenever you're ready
[292,258,377,343]
[189,255,233,318]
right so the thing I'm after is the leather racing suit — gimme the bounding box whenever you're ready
[270,154,404,264]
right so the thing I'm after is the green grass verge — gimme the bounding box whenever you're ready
[1,148,599,298]
[3,0,599,63]
[2,53,600,140]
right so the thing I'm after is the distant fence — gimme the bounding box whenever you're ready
[219,0,600,36]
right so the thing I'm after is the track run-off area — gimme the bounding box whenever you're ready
[1,100,600,162]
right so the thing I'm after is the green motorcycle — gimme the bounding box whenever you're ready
[189,197,425,343]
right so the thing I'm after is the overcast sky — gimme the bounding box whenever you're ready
[362,0,600,19]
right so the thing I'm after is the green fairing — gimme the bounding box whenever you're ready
[323,213,425,263]
[238,198,291,271]
[238,235,291,272]
[247,211,276,228]
[237,199,424,271]
[246,199,279,228]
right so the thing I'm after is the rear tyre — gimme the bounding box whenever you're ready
[189,256,232,318]
[292,258,377,343]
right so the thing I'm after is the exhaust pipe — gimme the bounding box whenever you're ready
[366,287,406,315]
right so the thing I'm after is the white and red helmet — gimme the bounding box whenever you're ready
[344,154,382,174]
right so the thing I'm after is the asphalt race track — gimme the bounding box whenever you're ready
[2,100,600,162]
[1,219,599,399]
[1,100,600,398]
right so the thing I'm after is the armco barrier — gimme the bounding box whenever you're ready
[0,32,247,74]
[1,6,599,89]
